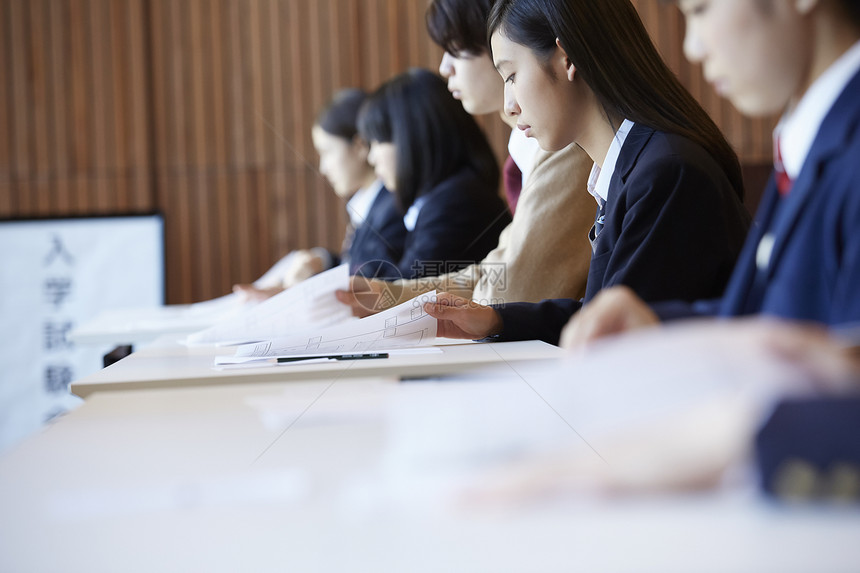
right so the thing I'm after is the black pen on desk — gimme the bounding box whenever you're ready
[276,352,389,363]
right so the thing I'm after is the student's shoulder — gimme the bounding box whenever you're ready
[638,129,714,167]
[625,129,724,191]
[429,168,502,207]
[833,133,860,221]
[431,167,490,194]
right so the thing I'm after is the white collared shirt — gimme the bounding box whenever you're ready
[507,127,542,186]
[403,195,429,232]
[346,179,384,229]
[775,39,860,179]
[586,119,635,205]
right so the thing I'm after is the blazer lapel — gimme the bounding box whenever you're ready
[614,124,656,183]
[764,70,860,278]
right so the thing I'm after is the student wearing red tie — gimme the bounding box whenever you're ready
[559,0,860,499]
[561,0,860,343]
[467,0,860,501]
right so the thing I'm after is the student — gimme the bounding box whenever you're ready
[476,0,860,501]
[562,0,860,345]
[429,0,558,214]
[234,89,407,301]
[423,0,751,344]
[356,68,511,280]
[335,0,595,314]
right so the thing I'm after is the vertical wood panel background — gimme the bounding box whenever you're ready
[1,0,776,304]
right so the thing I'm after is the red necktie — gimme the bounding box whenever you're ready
[774,138,793,196]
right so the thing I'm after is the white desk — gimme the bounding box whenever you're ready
[2,378,859,572]
[69,305,223,346]
[70,338,563,398]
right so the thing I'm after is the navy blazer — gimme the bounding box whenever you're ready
[496,125,750,345]
[345,187,408,278]
[374,167,512,280]
[655,68,860,327]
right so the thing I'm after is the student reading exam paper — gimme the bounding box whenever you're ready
[334,0,596,314]
[421,0,750,345]
[562,0,860,343]
[452,0,860,501]
[234,89,407,302]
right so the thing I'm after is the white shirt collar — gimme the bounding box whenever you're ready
[587,119,635,204]
[345,179,384,228]
[775,39,860,179]
[507,127,542,186]
[402,195,429,232]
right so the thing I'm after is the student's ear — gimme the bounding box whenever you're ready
[555,38,576,82]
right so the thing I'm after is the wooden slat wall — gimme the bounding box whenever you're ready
[1,0,775,304]
[0,0,152,218]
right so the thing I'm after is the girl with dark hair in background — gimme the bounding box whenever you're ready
[423,0,751,344]
[234,88,407,301]
[357,68,511,280]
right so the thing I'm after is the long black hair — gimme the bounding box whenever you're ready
[489,0,744,200]
[358,68,500,211]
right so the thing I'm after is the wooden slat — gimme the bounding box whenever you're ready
[210,0,233,292]
[108,0,129,211]
[9,0,30,215]
[126,0,151,212]
[263,0,290,261]
[29,0,51,215]
[89,0,111,211]
[0,0,14,216]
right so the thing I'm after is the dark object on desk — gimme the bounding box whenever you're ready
[755,396,860,502]
[103,345,133,368]
[276,352,389,363]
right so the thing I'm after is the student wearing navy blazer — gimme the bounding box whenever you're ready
[553,0,860,500]
[492,123,750,344]
[344,186,406,277]
[386,167,510,281]
[651,69,860,327]
[233,89,409,301]
[358,68,511,281]
[563,3,860,338]
[422,0,750,344]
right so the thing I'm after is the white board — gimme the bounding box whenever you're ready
[0,215,164,453]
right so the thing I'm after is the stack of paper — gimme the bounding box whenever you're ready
[186,264,354,346]
[231,292,438,359]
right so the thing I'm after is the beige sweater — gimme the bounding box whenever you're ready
[384,141,595,305]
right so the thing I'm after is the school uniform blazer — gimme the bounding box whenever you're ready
[374,167,512,280]
[654,68,860,326]
[345,187,408,278]
[495,125,750,345]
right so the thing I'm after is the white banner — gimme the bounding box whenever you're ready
[0,215,164,453]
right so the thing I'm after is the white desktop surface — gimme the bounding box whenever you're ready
[1,379,859,572]
[71,338,564,398]
[69,305,220,346]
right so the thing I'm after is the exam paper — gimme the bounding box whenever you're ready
[182,253,304,317]
[234,292,438,358]
[185,264,353,346]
